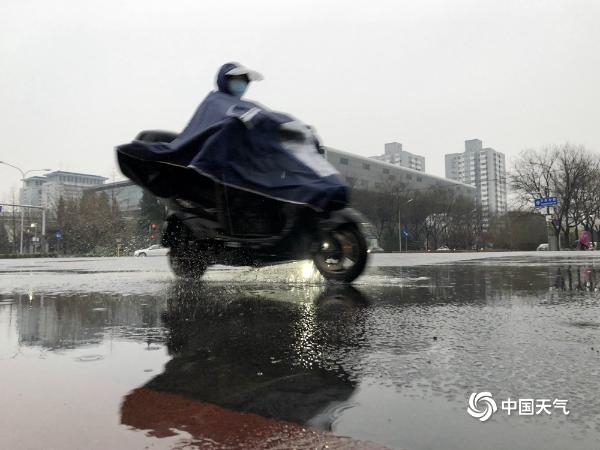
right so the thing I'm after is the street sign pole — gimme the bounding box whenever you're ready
[398,209,402,253]
[20,208,24,254]
[534,197,560,251]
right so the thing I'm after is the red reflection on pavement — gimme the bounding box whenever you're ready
[122,388,391,449]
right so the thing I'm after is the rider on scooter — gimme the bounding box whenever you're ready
[170,62,264,150]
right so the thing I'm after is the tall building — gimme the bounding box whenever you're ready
[445,139,507,227]
[20,171,107,208]
[370,142,426,172]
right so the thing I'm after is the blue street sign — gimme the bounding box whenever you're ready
[55,231,63,240]
[402,228,409,237]
[534,197,558,208]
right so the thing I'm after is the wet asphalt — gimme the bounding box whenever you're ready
[1,253,600,450]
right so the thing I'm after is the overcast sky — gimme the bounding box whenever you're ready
[1,0,599,201]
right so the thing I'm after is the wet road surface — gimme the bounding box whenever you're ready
[1,253,600,449]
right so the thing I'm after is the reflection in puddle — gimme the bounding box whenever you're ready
[552,266,598,292]
[120,283,381,448]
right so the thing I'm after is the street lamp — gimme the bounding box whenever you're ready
[398,198,414,252]
[0,161,51,254]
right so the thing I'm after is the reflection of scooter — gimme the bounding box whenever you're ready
[117,127,369,282]
[120,283,370,443]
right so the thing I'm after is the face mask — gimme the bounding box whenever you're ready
[228,79,248,97]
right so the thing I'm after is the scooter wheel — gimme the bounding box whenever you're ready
[169,250,208,279]
[168,235,208,279]
[313,224,368,283]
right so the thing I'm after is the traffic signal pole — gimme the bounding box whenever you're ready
[0,203,46,255]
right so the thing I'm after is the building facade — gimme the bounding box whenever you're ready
[370,142,426,172]
[88,180,144,214]
[326,147,473,197]
[19,176,46,206]
[445,139,507,227]
[20,171,108,209]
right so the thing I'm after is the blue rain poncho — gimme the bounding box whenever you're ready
[117,63,347,211]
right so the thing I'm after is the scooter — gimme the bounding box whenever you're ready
[119,130,369,283]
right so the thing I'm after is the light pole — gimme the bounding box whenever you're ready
[398,198,414,252]
[0,161,51,254]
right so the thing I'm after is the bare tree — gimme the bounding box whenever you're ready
[511,144,599,247]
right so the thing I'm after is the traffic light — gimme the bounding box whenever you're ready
[149,223,158,240]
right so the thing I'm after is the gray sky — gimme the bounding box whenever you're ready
[1,0,599,201]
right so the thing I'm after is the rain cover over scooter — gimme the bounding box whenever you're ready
[116,93,348,212]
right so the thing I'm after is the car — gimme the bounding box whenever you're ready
[368,246,385,253]
[536,243,549,251]
[436,245,451,252]
[134,244,169,257]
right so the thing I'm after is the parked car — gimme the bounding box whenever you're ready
[134,244,169,257]
[436,245,451,252]
[536,243,549,251]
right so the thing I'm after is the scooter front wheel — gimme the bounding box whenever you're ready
[313,224,368,283]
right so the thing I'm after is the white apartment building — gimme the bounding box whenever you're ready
[19,176,47,206]
[445,139,507,227]
[20,171,107,209]
[370,142,426,172]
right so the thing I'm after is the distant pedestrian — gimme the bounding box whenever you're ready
[577,229,592,250]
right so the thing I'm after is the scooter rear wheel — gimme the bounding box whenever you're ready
[313,224,368,283]
[167,223,208,279]
[169,246,208,279]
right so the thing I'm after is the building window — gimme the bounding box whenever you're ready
[389,175,396,181]
[383,168,389,174]
[340,157,349,165]
[362,163,371,170]
[417,177,422,182]
[406,174,413,180]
